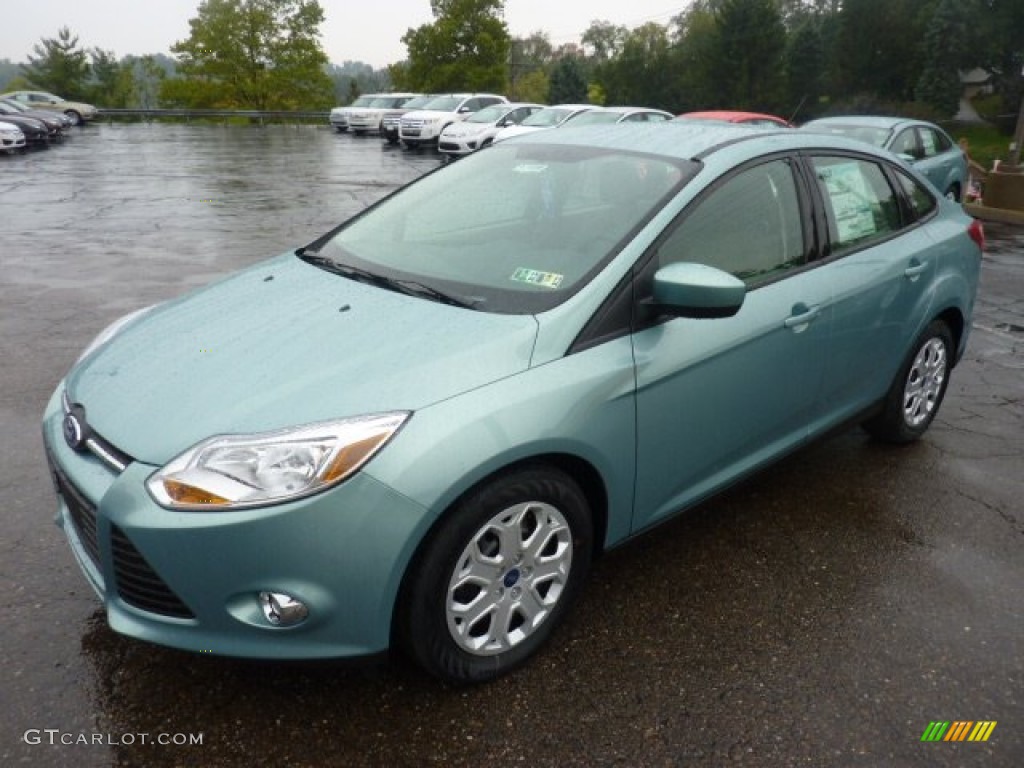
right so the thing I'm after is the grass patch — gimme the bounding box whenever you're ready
[946,122,1014,170]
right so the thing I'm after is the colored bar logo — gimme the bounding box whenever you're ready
[921,721,997,742]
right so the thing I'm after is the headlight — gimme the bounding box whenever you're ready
[75,305,157,366]
[146,413,409,510]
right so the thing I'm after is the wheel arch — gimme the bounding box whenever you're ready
[933,305,966,365]
[390,451,609,644]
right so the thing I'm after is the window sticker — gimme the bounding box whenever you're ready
[818,162,878,243]
[511,267,564,289]
[921,130,937,156]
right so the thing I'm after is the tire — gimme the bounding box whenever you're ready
[399,465,593,684]
[863,320,953,443]
[65,110,82,126]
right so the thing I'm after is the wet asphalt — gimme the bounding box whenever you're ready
[0,124,1021,767]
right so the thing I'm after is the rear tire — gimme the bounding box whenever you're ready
[863,320,953,443]
[399,465,593,684]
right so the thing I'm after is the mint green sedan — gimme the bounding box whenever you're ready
[42,122,983,683]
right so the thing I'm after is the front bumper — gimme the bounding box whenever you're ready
[42,386,431,659]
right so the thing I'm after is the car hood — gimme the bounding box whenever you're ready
[442,122,490,138]
[402,110,454,121]
[494,125,544,141]
[66,253,539,465]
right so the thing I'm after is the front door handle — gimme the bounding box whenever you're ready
[784,304,821,332]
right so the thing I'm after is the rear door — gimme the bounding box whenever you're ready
[802,153,937,426]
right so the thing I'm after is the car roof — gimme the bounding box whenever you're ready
[681,110,790,125]
[801,115,918,130]
[507,120,889,164]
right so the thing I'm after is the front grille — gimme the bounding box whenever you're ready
[401,118,424,129]
[439,142,459,151]
[111,526,195,619]
[52,463,101,570]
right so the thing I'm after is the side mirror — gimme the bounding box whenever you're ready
[896,152,917,164]
[458,106,471,114]
[650,262,745,319]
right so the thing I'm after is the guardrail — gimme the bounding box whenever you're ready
[98,108,330,124]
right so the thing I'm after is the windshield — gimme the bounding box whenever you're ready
[308,143,692,314]
[422,96,464,112]
[521,108,583,128]
[348,96,376,108]
[804,123,891,148]
[467,105,509,124]
[570,111,624,125]
[400,95,434,109]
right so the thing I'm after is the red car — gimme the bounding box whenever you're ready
[678,110,792,128]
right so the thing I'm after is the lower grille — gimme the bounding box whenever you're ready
[111,526,195,619]
[53,464,101,570]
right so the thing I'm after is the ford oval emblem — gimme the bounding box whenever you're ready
[63,411,86,451]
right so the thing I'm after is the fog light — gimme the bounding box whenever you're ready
[259,591,308,627]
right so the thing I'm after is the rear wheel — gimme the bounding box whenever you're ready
[863,319,953,443]
[400,465,593,684]
[64,110,82,126]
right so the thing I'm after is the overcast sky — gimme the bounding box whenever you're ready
[0,1,693,70]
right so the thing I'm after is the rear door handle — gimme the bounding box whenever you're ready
[904,261,927,280]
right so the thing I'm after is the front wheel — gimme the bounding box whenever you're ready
[64,110,82,126]
[863,319,954,443]
[399,465,593,684]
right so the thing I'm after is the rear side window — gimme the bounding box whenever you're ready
[919,127,951,157]
[893,168,937,222]
[811,157,899,254]
[658,159,805,286]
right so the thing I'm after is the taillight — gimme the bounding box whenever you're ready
[968,219,985,251]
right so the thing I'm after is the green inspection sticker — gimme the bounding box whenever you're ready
[511,267,564,289]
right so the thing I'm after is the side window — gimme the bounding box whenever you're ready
[812,156,900,254]
[890,129,920,159]
[461,98,480,113]
[893,168,937,222]
[919,127,950,157]
[623,113,647,123]
[658,159,805,286]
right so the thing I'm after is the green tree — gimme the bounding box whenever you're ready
[401,0,510,92]
[87,49,136,108]
[915,0,971,117]
[20,27,91,98]
[834,0,928,102]
[581,20,628,62]
[547,56,588,104]
[512,69,549,103]
[596,23,673,109]
[161,0,334,110]
[784,18,825,119]
[709,0,788,112]
[671,3,722,111]
[509,31,553,98]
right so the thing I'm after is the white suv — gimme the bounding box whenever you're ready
[399,93,508,149]
[330,94,384,133]
[347,93,420,135]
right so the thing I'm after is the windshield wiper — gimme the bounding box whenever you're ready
[298,249,475,309]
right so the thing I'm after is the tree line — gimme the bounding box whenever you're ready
[3,0,1021,131]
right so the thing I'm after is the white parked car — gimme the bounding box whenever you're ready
[399,93,508,149]
[0,120,26,153]
[438,102,544,159]
[492,103,594,143]
[330,94,382,133]
[380,94,437,145]
[568,106,674,125]
[347,93,420,135]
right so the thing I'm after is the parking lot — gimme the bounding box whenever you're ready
[1,123,1021,767]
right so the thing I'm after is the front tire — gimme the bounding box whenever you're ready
[863,320,953,443]
[65,110,82,126]
[399,465,593,684]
